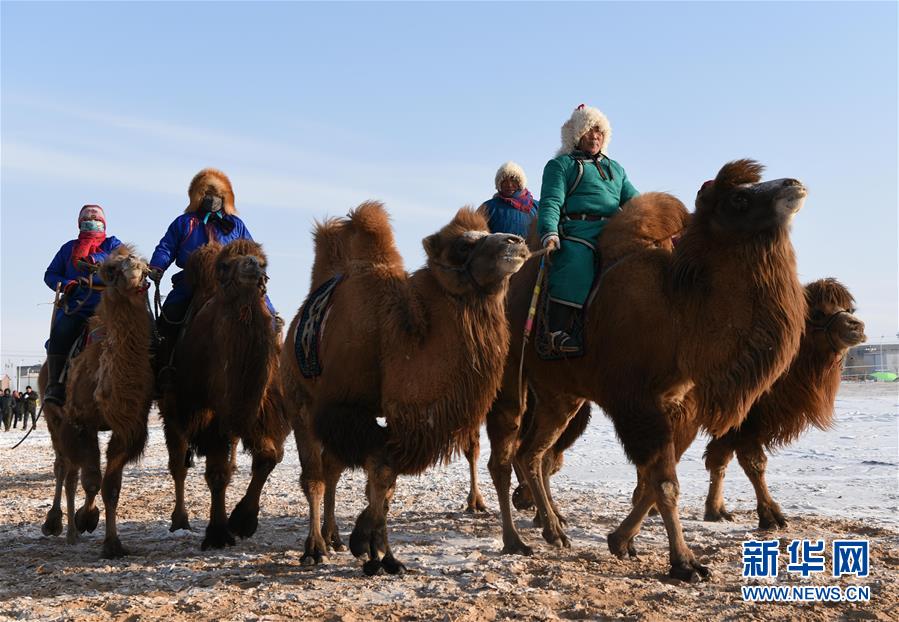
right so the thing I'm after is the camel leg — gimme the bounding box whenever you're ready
[516,393,582,548]
[42,454,66,537]
[736,442,787,530]
[229,435,284,540]
[164,425,192,532]
[637,413,699,518]
[74,432,102,535]
[64,465,80,544]
[610,465,656,558]
[321,451,346,552]
[532,450,567,528]
[201,437,236,550]
[464,430,488,513]
[511,458,534,512]
[487,389,532,556]
[350,461,403,576]
[296,426,328,565]
[100,429,146,558]
[703,436,736,521]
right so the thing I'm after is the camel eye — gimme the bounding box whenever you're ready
[732,194,749,211]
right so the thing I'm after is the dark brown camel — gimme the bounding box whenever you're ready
[38,248,154,557]
[487,160,808,581]
[467,192,691,514]
[703,278,866,528]
[280,201,528,574]
[159,239,290,550]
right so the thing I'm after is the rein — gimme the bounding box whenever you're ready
[8,403,43,449]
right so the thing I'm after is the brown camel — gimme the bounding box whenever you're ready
[703,278,866,528]
[487,160,808,582]
[159,239,290,550]
[280,201,528,574]
[37,247,154,558]
[467,192,691,513]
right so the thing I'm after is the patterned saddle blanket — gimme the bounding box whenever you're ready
[295,274,343,378]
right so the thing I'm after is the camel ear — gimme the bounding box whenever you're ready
[422,233,441,258]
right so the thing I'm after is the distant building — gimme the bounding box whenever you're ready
[15,364,42,392]
[843,343,899,380]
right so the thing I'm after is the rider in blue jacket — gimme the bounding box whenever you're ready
[43,204,122,405]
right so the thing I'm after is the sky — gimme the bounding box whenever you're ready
[2,1,897,378]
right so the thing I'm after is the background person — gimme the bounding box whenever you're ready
[478,161,538,237]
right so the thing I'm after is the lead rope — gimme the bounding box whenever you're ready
[518,257,546,409]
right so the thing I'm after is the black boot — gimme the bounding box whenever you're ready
[154,336,177,397]
[547,302,582,354]
[44,354,67,407]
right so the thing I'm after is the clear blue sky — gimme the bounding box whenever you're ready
[2,1,897,374]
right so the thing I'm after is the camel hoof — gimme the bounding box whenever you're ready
[349,509,380,559]
[542,526,570,548]
[758,505,788,530]
[201,524,235,550]
[324,531,346,552]
[382,554,406,575]
[608,531,638,559]
[302,535,328,565]
[669,560,711,583]
[228,499,259,539]
[42,509,64,537]
[704,507,735,522]
[301,551,324,566]
[501,538,533,556]
[169,509,192,532]
[74,506,100,534]
[362,559,382,576]
[512,485,534,511]
[464,495,488,513]
[102,537,128,559]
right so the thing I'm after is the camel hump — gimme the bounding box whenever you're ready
[600,192,690,264]
[186,241,223,302]
[312,201,405,281]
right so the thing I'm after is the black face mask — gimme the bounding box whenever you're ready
[201,195,224,213]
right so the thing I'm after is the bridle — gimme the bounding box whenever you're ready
[810,308,854,356]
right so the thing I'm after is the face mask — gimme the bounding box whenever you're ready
[201,195,224,212]
[79,220,105,233]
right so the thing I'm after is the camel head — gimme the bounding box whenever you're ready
[805,278,866,354]
[186,168,237,215]
[424,207,529,296]
[98,246,150,300]
[214,239,269,301]
[694,159,807,240]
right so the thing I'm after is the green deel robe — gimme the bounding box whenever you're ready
[537,151,639,308]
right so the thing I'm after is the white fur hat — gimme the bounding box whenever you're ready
[494,161,527,192]
[558,104,612,156]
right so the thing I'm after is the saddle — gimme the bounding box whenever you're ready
[295,274,343,378]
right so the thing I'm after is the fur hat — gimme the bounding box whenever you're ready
[185,168,237,215]
[494,161,528,192]
[78,204,106,227]
[558,104,612,156]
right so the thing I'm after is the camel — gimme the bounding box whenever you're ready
[486,160,808,581]
[703,278,866,528]
[159,239,290,550]
[281,201,528,574]
[468,192,691,514]
[37,247,154,558]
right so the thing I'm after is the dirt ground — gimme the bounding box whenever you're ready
[0,413,896,621]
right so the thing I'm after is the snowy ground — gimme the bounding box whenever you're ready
[0,382,896,621]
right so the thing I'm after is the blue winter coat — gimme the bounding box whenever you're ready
[44,237,124,321]
[480,196,539,238]
[150,213,276,314]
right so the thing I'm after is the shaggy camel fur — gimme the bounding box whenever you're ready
[467,192,691,513]
[487,160,808,582]
[703,278,866,528]
[281,202,528,574]
[159,239,289,550]
[38,247,154,558]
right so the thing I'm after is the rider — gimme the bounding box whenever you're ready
[538,104,640,354]
[478,161,538,237]
[43,205,122,405]
[149,168,277,385]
